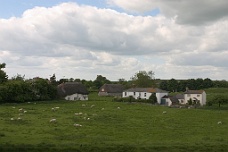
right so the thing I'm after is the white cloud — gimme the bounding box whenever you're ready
[0,2,227,80]
[108,0,228,25]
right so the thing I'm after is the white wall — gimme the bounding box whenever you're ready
[122,91,168,103]
[184,92,206,105]
[122,91,152,99]
[65,93,88,101]
[156,93,168,104]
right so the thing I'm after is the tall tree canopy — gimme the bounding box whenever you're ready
[131,71,155,87]
[0,63,8,83]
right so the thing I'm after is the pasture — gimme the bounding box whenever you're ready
[0,93,227,151]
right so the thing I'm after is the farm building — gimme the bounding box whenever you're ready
[122,88,168,104]
[161,95,179,106]
[161,89,207,106]
[184,89,206,105]
[57,82,89,101]
[98,84,124,97]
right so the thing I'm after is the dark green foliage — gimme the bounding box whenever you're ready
[131,71,155,87]
[148,93,157,104]
[93,75,111,89]
[0,78,57,103]
[159,78,219,92]
[210,95,228,107]
[188,98,193,105]
[0,63,8,83]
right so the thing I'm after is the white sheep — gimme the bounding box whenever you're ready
[18,108,23,112]
[51,108,55,111]
[82,104,86,107]
[163,111,167,114]
[12,107,15,109]
[17,117,22,120]
[50,118,56,123]
[55,107,60,109]
[91,105,95,108]
[10,118,14,121]
[87,118,90,120]
[75,113,79,116]
[74,123,82,127]
[117,107,120,109]
[75,112,83,116]
[23,111,27,113]
[101,108,104,110]
[217,121,222,125]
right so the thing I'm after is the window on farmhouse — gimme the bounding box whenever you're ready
[144,93,147,97]
[197,94,200,97]
[125,92,127,96]
[134,92,136,96]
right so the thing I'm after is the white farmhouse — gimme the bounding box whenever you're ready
[122,88,168,104]
[57,82,88,101]
[184,89,206,105]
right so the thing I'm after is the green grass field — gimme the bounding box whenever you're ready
[0,93,227,152]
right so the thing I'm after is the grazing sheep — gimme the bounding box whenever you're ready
[82,104,86,107]
[12,107,15,109]
[23,111,27,113]
[10,118,14,121]
[18,108,23,112]
[91,105,95,108]
[75,113,79,116]
[117,107,120,109]
[87,118,90,120]
[50,119,57,123]
[55,107,60,109]
[101,108,104,110]
[163,111,167,114]
[51,108,55,111]
[217,121,222,125]
[74,123,82,127]
[75,112,83,116]
[17,117,22,120]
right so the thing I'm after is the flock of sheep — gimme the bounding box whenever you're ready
[9,102,223,126]
[48,104,122,127]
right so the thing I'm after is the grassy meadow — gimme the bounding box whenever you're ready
[0,92,227,152]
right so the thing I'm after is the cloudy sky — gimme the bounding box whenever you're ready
[0,0,227,81]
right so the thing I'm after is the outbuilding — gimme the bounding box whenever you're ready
[57,82,89,100]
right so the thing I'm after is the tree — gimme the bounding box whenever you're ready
[168,78,178,92]
[212,95,228,108]
[160,80,168,91]
[203,78,214,88]
[93,75,110,89]
[49,74,57,85]
[0,63,8,83]
[149,93,157,104]
[131,71,155,87]
[11,74,25,81]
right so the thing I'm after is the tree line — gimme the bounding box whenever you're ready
[1,63,228,104]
